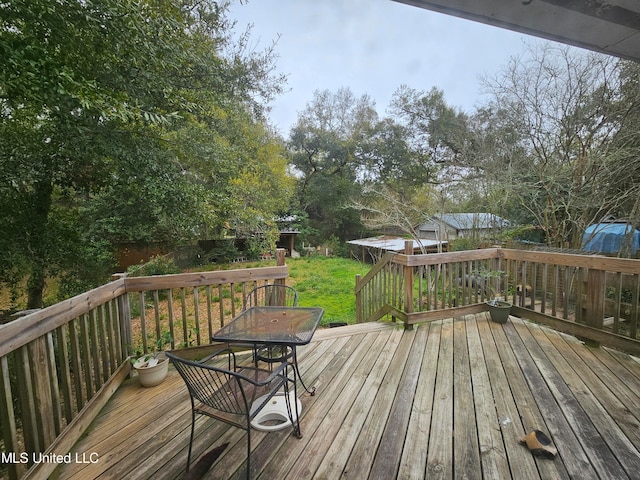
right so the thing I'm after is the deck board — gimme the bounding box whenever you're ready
[53,315,640,480]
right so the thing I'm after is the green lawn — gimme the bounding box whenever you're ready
[285,256,370,326]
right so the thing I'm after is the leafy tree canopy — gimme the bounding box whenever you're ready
[0,0,291,308]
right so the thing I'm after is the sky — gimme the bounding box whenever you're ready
[227,0,550,136]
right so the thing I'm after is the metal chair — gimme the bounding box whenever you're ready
[243,284,299,365]
[166,348,300,479]
[243,283,298,310]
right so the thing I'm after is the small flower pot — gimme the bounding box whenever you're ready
[486,300,512,324]
[133,353,169,387]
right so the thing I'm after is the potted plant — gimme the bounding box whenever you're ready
[477,268,512,324]
[133,351,169,387]
[132,334,172,387]
[486,298,512,324]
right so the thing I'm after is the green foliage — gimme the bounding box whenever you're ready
[0,0,291,307]
[127,255,181,278]
[448,237,484,252]
[289,88,373,243]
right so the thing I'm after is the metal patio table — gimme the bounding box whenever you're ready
[211,306,324,395]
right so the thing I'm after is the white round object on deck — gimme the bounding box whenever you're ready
[250,391,302,432]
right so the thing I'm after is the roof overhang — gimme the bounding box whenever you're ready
[393,0,640,62]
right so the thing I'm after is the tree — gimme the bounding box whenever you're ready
[481,43,634,248]
[288,88,377,243]
[0,0,289,308]
[606,61,640,235]
[350,86,466,246]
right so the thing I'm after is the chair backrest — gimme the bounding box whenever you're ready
[243,284,298,310]
[166,351,250,417]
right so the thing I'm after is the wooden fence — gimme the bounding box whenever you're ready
[355,243,640,355]
[0,252,288,480]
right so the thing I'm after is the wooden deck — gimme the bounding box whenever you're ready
[53,314,640,480]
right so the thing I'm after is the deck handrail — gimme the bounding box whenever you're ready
[0,251,288,480]
[356,244,640,355]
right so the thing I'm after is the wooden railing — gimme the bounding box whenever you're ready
[0,252,288,480]
[355,243,640,355]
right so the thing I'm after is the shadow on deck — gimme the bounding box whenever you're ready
[54,314,640,480]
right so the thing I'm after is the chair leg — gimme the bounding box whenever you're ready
[186,409,196,472]
[245,426,251,480]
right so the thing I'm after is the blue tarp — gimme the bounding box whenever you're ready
[582,223,640,254]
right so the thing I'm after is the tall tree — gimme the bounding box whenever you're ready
[288,88,377,242]
[482,44,633,248]
[0,0,289,308]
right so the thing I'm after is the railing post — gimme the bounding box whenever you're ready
[404,241,414,330]
[583,268,605,346]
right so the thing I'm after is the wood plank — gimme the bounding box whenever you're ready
[255,332,386,479]
[343,328,419,479]
[511,320,630,478]
[452,317,482,480]
[465,315,512,480]
[0,355,22,480]
[25,361,130,480]
[123,266,288,292]
[0,280,127,358]
[426,318,454,479]
[197,340,336,479]
[48,317,640,480]
[397,322,440,479]
[368,325,430,479]
[586,346,640,407]
[477,314,544,480]
[556,338,640,442]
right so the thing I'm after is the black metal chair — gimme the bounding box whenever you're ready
[244,284,299,365]
[243,284,298,310]
[166,348,300,479]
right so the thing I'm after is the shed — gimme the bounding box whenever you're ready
[417,213,509,241]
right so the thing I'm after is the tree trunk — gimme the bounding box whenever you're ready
[27,265,46,309]
[26,179,54,309]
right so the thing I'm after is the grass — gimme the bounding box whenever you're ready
[285,256,370,325]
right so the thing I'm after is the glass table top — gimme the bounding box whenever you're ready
[212,306,324,345]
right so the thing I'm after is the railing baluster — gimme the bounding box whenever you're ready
[194,287,202,345]
[139,292,147,354]
[56,324,74,423]
[218,284,225,328]
[206,285,213,339]
[153,289,161,349]
[79,313,94,397]
[168,289,175,349]
[45,331,63,436]
[181,287,188,346]
[69,318,85,411]
[0,355,20,480]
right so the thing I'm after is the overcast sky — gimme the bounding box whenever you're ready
[228,0,549,135]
